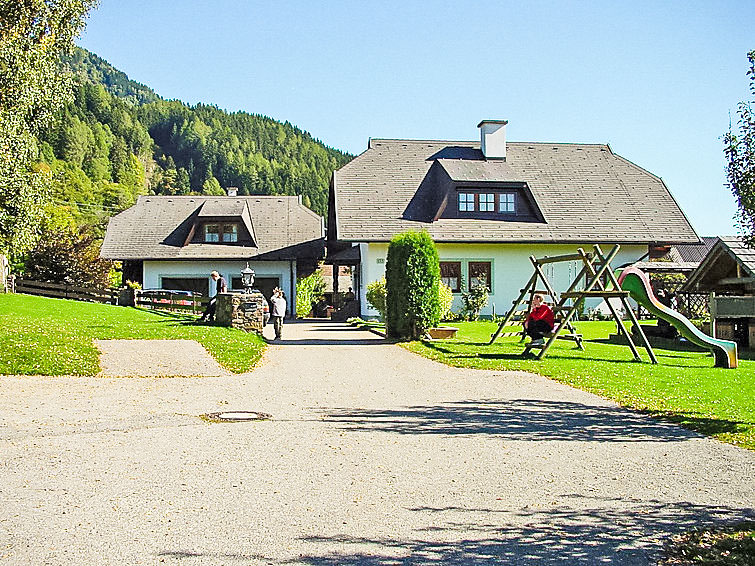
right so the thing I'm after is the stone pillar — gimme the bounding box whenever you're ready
[216,292,266,334]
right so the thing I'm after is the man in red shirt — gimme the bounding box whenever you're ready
[523,294,555,346]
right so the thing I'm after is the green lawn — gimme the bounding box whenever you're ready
[0,293,266,375]
[403,320,755,450]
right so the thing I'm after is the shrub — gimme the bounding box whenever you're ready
[438,281,454,321]
[366,278,387,319]
[461,283,489,321]
[296,270,325,318]
[385,230,440,339]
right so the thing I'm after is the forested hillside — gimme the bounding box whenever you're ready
[39,47,351,227]
[22,47,351,286]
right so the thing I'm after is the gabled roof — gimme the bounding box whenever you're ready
[332,139,699,244]
[683,237,755,292]
[675,236,719,263]
[195,199,257,246]
[101,195,324,261]
[632,236,719,272]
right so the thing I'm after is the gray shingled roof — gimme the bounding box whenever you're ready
[101,195,323,260]
[682,236,755,292]
[718,236,755,275]
[332,139,699,244]
[674,236,719,263]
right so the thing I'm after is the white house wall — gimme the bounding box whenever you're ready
[359,242,647,318]
[143,260,294,300]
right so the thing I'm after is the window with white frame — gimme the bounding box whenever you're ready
[458,193,475,212]
[499,193,515,213]
[479,193,495,212]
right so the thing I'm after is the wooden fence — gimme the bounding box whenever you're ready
[134,289,208,314]
[13,278,208,315]
[14,278,118,304]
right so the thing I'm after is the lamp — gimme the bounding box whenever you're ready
[241,263,255,293]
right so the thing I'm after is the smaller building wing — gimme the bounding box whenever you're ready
[101,195,323,261]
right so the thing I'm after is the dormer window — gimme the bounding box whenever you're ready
[458,193,475,212]
[499,193,516,214]
[222,223,238,242]
[457,190,516,215]
[204,223,238,243]
[205,224,220,242]
[479,193,495,212]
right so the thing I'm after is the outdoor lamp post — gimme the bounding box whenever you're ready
[241,263,255,293]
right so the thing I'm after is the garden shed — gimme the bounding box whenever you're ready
[682,236,755,348]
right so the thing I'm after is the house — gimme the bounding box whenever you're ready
[682,236,755,347]
[327,120,700,318]
[101,193,325,312]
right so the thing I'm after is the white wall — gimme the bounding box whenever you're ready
[358,242,647,318]
[143,260,294,299]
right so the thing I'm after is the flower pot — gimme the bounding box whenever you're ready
[426,326,458,339]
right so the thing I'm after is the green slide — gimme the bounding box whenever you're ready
[618,267,738,369]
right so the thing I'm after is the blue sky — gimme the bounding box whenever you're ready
[78,1,753,237]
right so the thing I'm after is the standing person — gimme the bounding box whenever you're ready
[270,287,287,340]
[199,271,227,322]
[523,293,554,346]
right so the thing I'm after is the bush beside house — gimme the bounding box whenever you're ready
[385,231,440,339]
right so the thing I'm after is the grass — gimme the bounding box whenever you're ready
[0,293,266,375]
[403,320,755,450]
[660,522,755,565]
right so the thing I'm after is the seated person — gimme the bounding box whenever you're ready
[523,294,555,346]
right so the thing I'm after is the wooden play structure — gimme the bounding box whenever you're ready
[489,244,657,363]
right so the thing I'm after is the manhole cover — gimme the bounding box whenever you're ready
[201,411,272,422]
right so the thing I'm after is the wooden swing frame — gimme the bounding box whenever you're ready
[488,244,657,363]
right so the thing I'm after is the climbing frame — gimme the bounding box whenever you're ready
[489,244,657,363]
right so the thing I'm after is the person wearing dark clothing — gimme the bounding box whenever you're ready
[524,294,555,346]
[199,271,227,322]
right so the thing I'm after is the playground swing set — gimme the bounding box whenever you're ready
[489,244,656,363]
[488,244,738,369]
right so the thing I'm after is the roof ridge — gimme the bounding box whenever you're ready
[368,138,610,148]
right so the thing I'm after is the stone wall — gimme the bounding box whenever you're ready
[216,292,266,334]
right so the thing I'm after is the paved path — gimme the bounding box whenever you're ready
[0,321,753,565]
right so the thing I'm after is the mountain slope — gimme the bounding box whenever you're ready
[40,47,352,228]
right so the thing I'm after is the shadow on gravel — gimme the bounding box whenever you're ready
[317,399,708,442]
[157,550,267,561]
[269,338,389,346]
[291,497,754,565]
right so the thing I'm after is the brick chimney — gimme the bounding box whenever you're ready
[478,120,508,160]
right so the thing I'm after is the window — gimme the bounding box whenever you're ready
[458,193,475,212]
[479,193,495,212]
[456,190,520,216]
[222,223,238,242]
[204,223,238,243]
[499,193,515,213]
[468,261,491,291]
[204,224,220,242]
[160,277,209,296]
[440,261,462,292]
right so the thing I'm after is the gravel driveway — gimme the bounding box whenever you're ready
[0,321,753,565]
